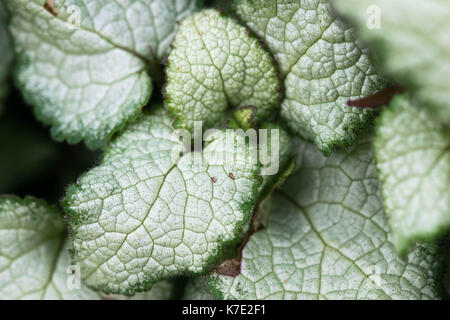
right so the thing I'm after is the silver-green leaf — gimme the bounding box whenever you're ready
[331,0,450,124]
[0,196,100,299]
[165,9,281,131]
[64,106,262,295]
[236,0,387,154]
[196,134,442,299]
[5,0,201,149]
[104,280,174,300]
[374,95,450,255]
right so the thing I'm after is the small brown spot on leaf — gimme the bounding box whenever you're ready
[228,172,235,180]
[211,177,217,183]
[216,258,241,277]
[44,0,58,16]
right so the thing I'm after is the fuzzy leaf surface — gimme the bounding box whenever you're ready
[332,0,450,124]
[165,9,281,131]
[236,0,387,154]
[5,0,200,148]
[200,135,441,299]
[64,107,262,295]
[0,196,100,299]
[374,95,450,255]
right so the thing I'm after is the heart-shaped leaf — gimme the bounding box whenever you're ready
[165,9,281,131]
[64,106,263,295]
[5,0,201,149]
[236,0,387,154]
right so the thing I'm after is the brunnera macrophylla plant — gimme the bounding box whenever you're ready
[0,0,448,300]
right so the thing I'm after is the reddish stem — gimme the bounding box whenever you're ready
[347,85,403,109]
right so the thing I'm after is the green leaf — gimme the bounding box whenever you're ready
[374,95,450,255]
[235,0,387,154]
[64,106,262,295]
[105,280,174,300]
[0,2,12,115]
[165,9,281,131]
[198,134,442,299]
[5,0,201,149]
[331,0,450,124]
[0,196,100,299]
